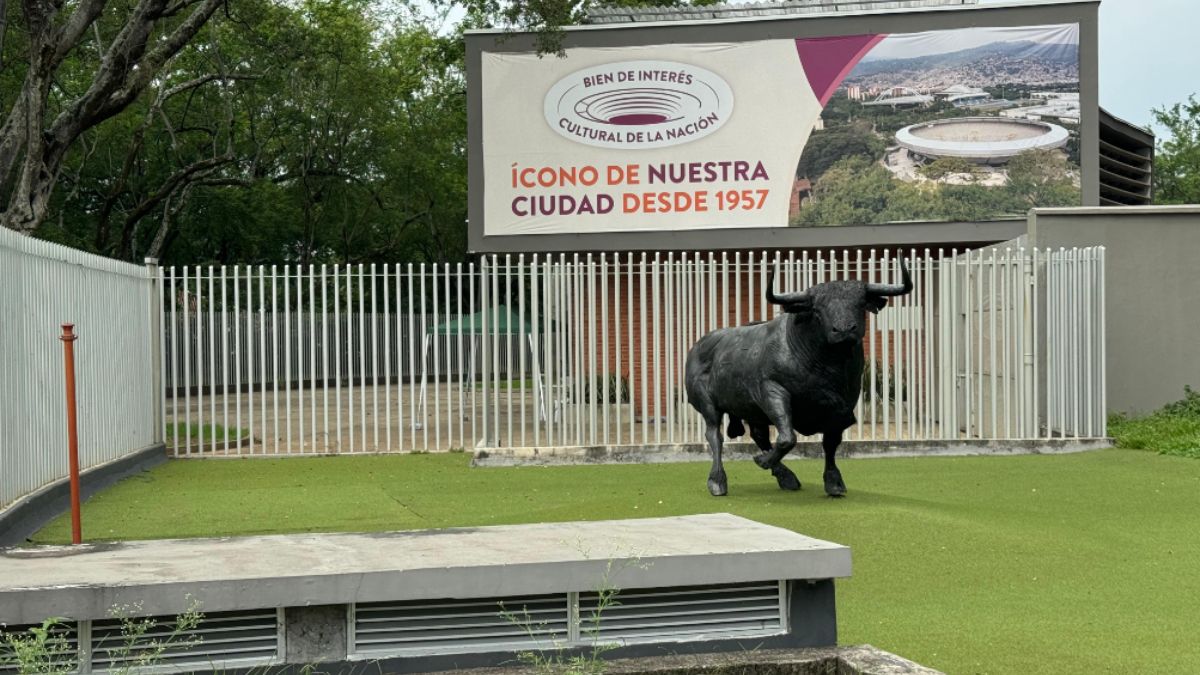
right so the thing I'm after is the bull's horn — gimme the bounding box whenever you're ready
[866,258,913,297]
[766,266,809,305]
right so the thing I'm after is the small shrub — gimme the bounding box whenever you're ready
[0,618,78,675]
[861,359,906,403]
[1109,387,1200,459]
[580,374,630,405]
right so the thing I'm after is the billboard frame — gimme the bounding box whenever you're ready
[466,0,1100,254]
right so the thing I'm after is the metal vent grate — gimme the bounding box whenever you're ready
[89,609,280,673]
[353,595,570,656]
[579,582,785,644]
[0,621,80,675]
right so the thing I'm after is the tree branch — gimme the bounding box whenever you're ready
[50,0,111,70]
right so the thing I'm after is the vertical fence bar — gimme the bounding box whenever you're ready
[665,252,675,444]
[370,264,380,451]
[600,254,610,446]
[182,267,191,455]
[436,263,446,451]
[457,262,466,450]
[410,263,420,449]
[259,266,269,453]
[628,254,637,443]
[284,265,293,454]
[270,265,279,454]
[195,266,205,455]
[221,268,230,452]
[613,253,622,446]
[206,266,216,453]
[468,262,476,449]
[491,256,501,447]
[169,268,179,451]
[518,255,527,448]
[246,267,255,453]
[321,265,330,451]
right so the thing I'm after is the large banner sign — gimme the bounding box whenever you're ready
[482,24,1080,236]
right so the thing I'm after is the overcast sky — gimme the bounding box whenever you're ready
[977,0,1199,131]
[859,23,1077,62]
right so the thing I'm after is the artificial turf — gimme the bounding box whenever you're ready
[30,449,1200,675]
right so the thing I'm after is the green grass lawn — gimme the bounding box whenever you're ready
[29,448,1200,675]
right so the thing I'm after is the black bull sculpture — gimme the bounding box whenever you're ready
[684,259,913,497]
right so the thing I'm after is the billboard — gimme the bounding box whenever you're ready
[478,20,1083,239]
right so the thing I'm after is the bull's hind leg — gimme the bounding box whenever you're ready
[750,423,800,491]
[703,413,729,497]
[822,429,847,497]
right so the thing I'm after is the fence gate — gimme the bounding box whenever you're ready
[157,248,1106,457]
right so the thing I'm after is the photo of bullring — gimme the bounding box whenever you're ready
[790,23,1081,226]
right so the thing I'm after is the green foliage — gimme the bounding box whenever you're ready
[795,149,1077,226]
[1004,148,1080,208]
[796,125,886,179]
[28,0,470,265]
[918,156,981,181]
[1109,386,1200,459]
[0,600,204,675]
[581,374,631,404]
[861,359,906,403]
[1152,94,1200,204]
[0,618,78,675]
[99,599,205,675]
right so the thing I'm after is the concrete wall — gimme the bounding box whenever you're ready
[1029,206,1200,414]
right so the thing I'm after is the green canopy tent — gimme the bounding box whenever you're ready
[415,307,554,432]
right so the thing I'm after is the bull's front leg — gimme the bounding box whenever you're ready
[750,423,800,491]
[822,428,847,497]
[752,384,797,472]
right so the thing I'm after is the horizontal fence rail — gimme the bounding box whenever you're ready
[0,230,157,512]
[159,248,1105,457]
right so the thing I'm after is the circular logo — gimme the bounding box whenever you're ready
[544,60,734,150]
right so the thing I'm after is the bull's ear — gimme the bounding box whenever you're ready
[782,296,814,318]
[866,296,888,314]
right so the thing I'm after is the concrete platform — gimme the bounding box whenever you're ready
[0,513,850,626]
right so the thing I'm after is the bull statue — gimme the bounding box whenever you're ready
[684,259,913,497]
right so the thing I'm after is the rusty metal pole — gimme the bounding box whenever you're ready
[60,323,82,544]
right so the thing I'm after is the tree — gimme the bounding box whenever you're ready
[1003,149,1079,209]
[1153,95,1200,204]
[0,0,226,234]
[796,124,885,180]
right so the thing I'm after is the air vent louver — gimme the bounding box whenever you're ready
[89,609,279,673]
[579,582,784,644]
[353,595,570,656]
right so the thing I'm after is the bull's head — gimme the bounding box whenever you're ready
[767,259,913,345]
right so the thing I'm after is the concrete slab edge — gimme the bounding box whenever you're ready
[472,439,1112,467]
[0,443,167,548]
[401,645,942,675]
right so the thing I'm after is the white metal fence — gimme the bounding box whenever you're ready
[159,248,1106,456]
[0,229,158,511]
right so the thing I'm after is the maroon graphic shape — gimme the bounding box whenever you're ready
[609,114,670,125]
[794,33,886,107]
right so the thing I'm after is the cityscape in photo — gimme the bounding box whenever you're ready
[791,23,1081,226]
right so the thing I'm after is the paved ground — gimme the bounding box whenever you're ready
[166,384,942,457]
